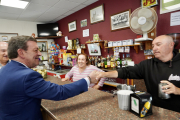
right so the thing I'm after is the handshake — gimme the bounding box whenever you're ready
[88,70,104,84]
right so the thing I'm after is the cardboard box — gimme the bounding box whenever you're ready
[117,41,123,46]
[113,41,118,46]
[108,42,113,47]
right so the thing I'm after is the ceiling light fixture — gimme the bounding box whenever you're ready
[0,0,29,9]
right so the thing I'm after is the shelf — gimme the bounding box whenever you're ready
[67,48,86,54]
[35,36,63,39]
[86,41,104,48]
[40,51,48,52]
[105,44,140,53]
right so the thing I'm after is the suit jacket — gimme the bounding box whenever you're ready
[0,60,88,120]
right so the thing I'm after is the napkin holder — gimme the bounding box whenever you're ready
[130,92,152,118]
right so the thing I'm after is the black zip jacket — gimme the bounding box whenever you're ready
[117,51,180,112]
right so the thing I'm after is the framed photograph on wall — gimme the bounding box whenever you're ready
[87,43,101,56]
[81,19,87,27]
[110,9,131,31]
[2,36,8,41]
[160,0,180,14]
[68,21,77,32]
[90,4,104,24]
[141,0,158,8]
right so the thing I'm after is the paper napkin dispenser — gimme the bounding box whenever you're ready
[130,92,153,118]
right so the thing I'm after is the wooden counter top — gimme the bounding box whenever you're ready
[41,76,180,120]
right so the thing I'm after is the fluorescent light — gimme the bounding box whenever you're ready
[165,3,180,9]
[0,0,29,9]
[164,0,174,3]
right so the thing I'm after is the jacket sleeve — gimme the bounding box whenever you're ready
[24,72,88,101]
[117,61,145,79]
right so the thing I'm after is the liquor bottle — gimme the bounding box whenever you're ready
[89,57,92,65]
[125,54,132,66]
[122,54,126,67]
[116,56,121,69]
[104,58,107,69]
[111,55,116,69]
[107,55,111,68]
[91,57,95,66]
[101,57,104,68]
[95,56,98,67]
[98,57,101,68]
[140,97,152,118]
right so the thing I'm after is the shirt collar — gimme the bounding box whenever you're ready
[12,60,28,68]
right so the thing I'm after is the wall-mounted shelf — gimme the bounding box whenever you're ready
[67,48,86,54]
[35,36,63,39]
[85,41,104,48]
[105,44,140,53]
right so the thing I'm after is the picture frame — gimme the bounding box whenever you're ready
[80,19,87,27]
[90,4,104,24]
[68,20,77,32]
[160,0,180,14]
[2,36,8,41]
[87,43,101,56]
[141,0,158,8]
[110,9,131,31]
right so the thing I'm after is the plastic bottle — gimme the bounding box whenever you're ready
[140,97,152,117]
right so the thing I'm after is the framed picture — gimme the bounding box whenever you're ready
[90,4,104,24]
[110,9,131,31]
[141,0,158,8]
[2,36,8,41]
[81,19,87,27]
[68,21,77,32]
[160,0,180,14]
[87,43,101,56]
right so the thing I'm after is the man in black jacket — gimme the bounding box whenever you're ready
[96,35,180,112]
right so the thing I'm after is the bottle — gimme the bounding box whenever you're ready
[116,56,121,69]
[140,97,152,117]
[125,54,132,66]
[91,57,95,66]
[98,57,101,68]
[111,56,115,69]
[107,55,111,68]
[42,56,44,60]
[101,57,104,68]
[122,54,126,67]
[104,58,107,69]
[89,57,92,65]
[95,56,98,67]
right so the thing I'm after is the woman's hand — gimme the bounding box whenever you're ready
[93,84,100,89]
[61,78,69,82]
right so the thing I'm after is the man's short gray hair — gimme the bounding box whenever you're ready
[8,36,37,59]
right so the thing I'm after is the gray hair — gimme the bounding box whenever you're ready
[8,36,37,59]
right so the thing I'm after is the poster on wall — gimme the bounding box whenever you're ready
[160,0,180,14]
[110,9,131,31]
[141,0,158,8]
[87,43,101,56]
[90,4,104,24]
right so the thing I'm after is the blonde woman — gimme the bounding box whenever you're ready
[62,53,106,89]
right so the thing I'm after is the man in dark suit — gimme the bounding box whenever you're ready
[0,36,99,120]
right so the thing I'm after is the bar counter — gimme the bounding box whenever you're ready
[41,75,180,120]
